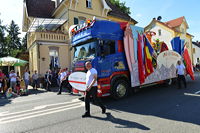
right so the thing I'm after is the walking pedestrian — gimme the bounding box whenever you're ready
[64,67,72,93]
[82,61,106,118]
[176,60,187,89]
[32,70,38,90]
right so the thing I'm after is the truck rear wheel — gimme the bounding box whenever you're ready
[111,79,129,99]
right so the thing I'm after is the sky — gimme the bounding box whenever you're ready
[121,0,200,41]
[0,0,25,38]
[0,0,199,41]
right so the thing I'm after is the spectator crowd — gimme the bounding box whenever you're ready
[0,68,72,99]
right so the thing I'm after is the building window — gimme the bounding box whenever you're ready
[79,17,86,25]
[74,17,79,25]
[86,0,92,8]
[49,48,60,70]
[181,28,185,34]
[158,29,161,36]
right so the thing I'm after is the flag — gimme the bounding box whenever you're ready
[143,35,154,77]
[183,47,195,80]
[171,37,180,53]
[130,25,144,61]
[160,42,169,53]
[180,40,185,55]
[171,37,184,55]
[137,33,145,84]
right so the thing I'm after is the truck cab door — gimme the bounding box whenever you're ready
[97,40,116,78]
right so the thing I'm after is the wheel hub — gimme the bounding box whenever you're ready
[116,84,126,97]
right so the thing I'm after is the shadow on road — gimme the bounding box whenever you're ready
[27,86,70,96]
[91,112,150,130]
[0,94,11,106]
[49,87,72,94]
[27,89,46,95]
[103,76,200,126]
[0,86,70,107]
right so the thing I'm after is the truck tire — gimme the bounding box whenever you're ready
[111,79,129,99]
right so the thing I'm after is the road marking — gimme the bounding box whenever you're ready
[195,90,200,94]
[0,102,84,124]
[0,102,81,120]
[12,97,42,103]
[33,105,47,110]
[0,99,81,117]
[0,103,84,124]
[184,93,200,97]
[0,111,9,116]
[33,98,80,109]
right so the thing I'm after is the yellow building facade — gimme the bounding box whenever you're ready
[22,0,137,75]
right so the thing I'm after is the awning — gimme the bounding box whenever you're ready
[0,56,28,66]
[37,41,68,46]
[28,18,67,32]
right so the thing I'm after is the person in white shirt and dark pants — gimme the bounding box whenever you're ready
[57,69,66,95]
[9,70,17,92]
[24,70,30,91]
[82,61,106,118]
[176,60,187,89]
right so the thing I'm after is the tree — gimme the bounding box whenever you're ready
[110,0,131,15]
[6,20,22,56]
[21,33,27,51]
[0,16,25,57]
[0,18,7,57]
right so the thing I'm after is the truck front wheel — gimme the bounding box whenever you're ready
[111,79,129,99]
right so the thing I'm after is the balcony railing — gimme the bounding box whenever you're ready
[28,32,68,48]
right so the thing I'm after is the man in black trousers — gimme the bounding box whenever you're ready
[176,60,187,89]
[82,61,106,118]
[57,69,67,95]
[45,70,52,91]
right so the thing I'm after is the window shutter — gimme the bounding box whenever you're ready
[74,17,79,25]
[86,0,88,7]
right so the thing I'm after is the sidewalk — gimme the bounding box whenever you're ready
[27,85,73,95]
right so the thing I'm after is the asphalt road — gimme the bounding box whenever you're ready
[0,73,200,133]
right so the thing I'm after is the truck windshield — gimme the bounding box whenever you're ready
[74,39,98,60]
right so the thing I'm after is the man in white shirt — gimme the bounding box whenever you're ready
[176,60,187,89]
[24,70,30,91]
[57,69,66,95]
[9,70,17,92]
[82,61,106,118]
[57,68,72,95]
